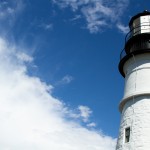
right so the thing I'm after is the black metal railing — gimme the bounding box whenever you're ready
[120,48,126,60]
[120,23,150,60]
[125,23,150,42]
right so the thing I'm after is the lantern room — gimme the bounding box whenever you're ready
[119,10,150,77]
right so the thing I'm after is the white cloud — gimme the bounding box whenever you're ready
[0,37,116,150]
[81,2,110,33]
[53,0,129,33]
[78,105,92,122]
[87,122,97,127]
[66,105,94,125]
[16,52,33,63]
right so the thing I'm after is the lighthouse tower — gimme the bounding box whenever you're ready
[116,10,150,150]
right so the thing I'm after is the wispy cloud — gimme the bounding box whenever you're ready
[55,75,74,86]
[117,23,129,34]
[39,23,53,30]
[53,0,129,33]
[0,0,25,52]
[0,0,24,30]
[16,52,33,63]
[70,15,82,21]
[62,75,74,84]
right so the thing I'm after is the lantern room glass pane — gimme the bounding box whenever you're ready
[131,16,150,36]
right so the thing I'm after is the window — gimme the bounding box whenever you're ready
[125,127,130,143]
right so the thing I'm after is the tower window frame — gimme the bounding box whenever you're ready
[125,127,130,143]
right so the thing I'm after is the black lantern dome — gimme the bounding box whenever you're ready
[119,10,150,77]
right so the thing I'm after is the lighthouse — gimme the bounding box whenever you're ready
[116,10,150,150]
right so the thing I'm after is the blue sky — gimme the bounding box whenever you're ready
[0,0,149,149]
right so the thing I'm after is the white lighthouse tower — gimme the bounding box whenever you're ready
[116,10,150,150]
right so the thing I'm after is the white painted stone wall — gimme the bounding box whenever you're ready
[123,53,150,99]
[116,53,150,150]
[116,95,150,150]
